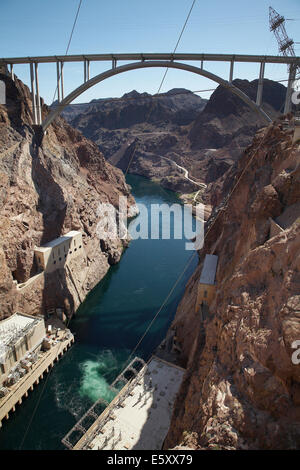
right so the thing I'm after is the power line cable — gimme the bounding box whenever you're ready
[19,0,83,449]
[51,0,83,105]
[157,0,197,93]
[124,0,198,175]
[126,111,274,362]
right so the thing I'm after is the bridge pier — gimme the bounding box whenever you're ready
[56,62,61,103]
[29,62,42,125]
[229,60,234,83]
[10,64,14,81]
[34,63,42,125]
[256,62,265,107]
[84,59,90,82]
[56,61,64,102]
[30,63,38,125]
[284,64,297,115]
[60,62,64,101]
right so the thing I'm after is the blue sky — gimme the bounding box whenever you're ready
[1,0,300,104]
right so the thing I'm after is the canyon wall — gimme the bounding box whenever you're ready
[0,74,136,320]
[164,119,300,449]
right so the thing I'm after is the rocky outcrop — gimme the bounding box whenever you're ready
[189,79,286,150]
[0,74,136,320]
[164,119,300,450]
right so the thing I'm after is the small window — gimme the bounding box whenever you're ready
[204,290,207,298]
[79,245,82,249]
[59,257,61,261]
[74,248,77,252]
[0,363,5,374]
[64,254,67,258]
[54,260,56,264]
[69,250,72,254]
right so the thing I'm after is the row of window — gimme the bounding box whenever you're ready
[51,239,81,259]
[52,245,82,264]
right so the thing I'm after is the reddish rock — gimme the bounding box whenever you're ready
[164,121,300,450]
[0,74,135,320]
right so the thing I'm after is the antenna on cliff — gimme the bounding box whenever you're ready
[269,6,299,77]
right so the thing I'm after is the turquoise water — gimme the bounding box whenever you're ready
[0,174,198,450]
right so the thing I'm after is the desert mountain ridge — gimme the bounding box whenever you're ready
[62,78,287,200]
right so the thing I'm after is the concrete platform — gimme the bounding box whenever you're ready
[74,356,185,451]
[0,327,74,428]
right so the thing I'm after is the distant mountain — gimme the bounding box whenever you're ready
[61,80,287,197]
[189,79,287,151]
[63,88,207,135]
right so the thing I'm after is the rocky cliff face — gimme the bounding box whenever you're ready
[164,119,300,449]
[0,74,136,320]
[63,80,286,196]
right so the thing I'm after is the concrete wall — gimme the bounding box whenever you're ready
[269,218,284,239]
[195,283,216,313]
[34,232,84,273]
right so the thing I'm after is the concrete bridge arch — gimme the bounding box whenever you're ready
[42,60,272,131]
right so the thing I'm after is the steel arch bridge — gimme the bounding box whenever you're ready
[1,52,299,131]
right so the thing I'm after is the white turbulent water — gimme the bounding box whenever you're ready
[78,349,127,403]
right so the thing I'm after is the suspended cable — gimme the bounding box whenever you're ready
[51,0,83,105]
[124,0,197,175]
[157,0,197,94]
[19,4,84,448]
[127,110,275,362]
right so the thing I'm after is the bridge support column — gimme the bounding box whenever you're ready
[10,64,14,81]
[256,62,265,107]
[34,62,42,125]
[112,58,117,69]
[229,60,234,83]
[60,62,64,100]
[30,63,38,125]
[84,59,90,82]
[84,59,90,83]
[284,64,297,115]
[56,61,61,103]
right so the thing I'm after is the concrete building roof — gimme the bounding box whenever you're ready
[77,356,185,450]
[0,313,40,346]
[34,246,51,253]
[199,254,218,285]
[37,231,81,249]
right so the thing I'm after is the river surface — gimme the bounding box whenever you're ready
[0,174,198,450]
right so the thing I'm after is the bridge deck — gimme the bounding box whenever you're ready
[1,52,300,65]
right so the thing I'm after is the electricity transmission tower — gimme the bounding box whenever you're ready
[269,6,299,77]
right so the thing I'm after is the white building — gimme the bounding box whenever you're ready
[0,313,46,386]
[34,230,83,273]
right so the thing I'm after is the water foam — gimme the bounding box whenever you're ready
[78,349,126,403]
